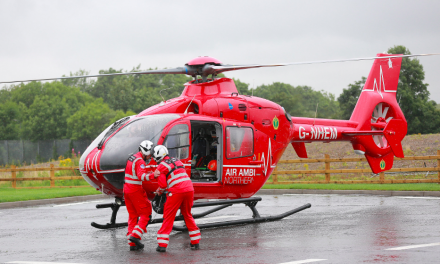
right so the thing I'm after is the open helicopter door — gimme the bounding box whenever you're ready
[189,120,223,183]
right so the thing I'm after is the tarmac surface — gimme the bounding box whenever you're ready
[1,191,440,264]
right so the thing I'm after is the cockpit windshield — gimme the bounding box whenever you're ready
[100,114,180,170]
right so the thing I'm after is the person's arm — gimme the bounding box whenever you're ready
[155,166,168,195]
[134,159,154,182]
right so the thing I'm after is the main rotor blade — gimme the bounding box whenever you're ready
[0,67,187,84]
[211,53,440,74]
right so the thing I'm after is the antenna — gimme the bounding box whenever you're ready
[184,94,197,114]
[313,103,319,126]
[159,87,172,102]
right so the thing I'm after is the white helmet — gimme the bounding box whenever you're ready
[152,145,168,162]
[139,140,154,156]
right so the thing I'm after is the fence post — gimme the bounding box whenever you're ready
[325,154,330,183]
[273,166,278,184]
[437,150,440,184]
[380,172,385,183]
[11,165,16,189]
[50,164,55,187]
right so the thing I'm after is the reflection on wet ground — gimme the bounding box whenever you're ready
[0,194,439,263]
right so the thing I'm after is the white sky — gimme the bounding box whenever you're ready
[1,0,440,102]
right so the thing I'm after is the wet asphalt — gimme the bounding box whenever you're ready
[0,194,439,264]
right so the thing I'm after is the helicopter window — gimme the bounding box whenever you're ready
[204,85,219,95]
[163,124,190,160]
[226,127,253,159]
[99,114,180,170]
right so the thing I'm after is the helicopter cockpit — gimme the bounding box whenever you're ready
[99,114,181,171]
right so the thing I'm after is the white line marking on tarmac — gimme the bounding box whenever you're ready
[279,259,327,264]
[6,261,85,264]
[283,194,331,196]
[396,197,440,200]
[53,200,107,207]
[385,242,440,251]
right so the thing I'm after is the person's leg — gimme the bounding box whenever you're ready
[131,190,152,239]
[156,193,183,251]
[128,190,151,249]
[180,191,201,247]
[125,192,139,249]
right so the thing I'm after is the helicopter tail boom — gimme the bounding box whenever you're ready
[290,54,407,173]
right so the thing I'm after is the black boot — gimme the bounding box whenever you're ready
[190,243,200,250]
[130,244,144,251]
[156,245,167,252]
[129,236,144,249]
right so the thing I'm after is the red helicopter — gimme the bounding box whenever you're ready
[1,53,434,230]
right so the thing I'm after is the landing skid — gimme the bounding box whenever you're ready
[91,197,311,230]
[91,202,231,230]
[172,197,311,231]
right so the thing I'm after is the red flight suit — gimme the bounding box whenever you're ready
[124,152,154,247]
[156,156,201,248]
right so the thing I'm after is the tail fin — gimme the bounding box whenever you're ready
[348,54,408,173]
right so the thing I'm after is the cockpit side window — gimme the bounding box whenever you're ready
[163,124,190,160]
[99,114,180,170]
[226,127,253,159]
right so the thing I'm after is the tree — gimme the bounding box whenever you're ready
[252,82,340,119]
[387,45,440,134]
[337,77,366,120]
[67,98,114,140]
[67,98,135,140]
[0,101,21,140]
[61,69,96,93]
[21,94,69,140]
[233,78,251,95]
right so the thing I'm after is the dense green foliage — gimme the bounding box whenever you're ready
[338,45,440,133]
[1,45,438,141]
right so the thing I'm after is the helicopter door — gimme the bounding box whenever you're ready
[190,121,222,182]
[162,122,191,174]
[223,123,255,185]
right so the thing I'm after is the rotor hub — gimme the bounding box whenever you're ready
[186,56,222,66]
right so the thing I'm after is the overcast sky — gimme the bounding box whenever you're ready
[1,0,440,103]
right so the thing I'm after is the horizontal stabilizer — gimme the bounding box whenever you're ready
[365,152,394,174]
[383,119,407,158]
[291,142,308,158]
[342,131,383,136]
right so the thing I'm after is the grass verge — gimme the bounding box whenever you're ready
[262,183,440,191]
[0,187,101,203]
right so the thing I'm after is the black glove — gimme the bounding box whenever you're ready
[152,192,167,214]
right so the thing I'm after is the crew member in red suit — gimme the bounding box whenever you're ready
[152,145,201,252]
[124,140,155,251]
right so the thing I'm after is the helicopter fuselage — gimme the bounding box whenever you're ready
[79,77,297,200]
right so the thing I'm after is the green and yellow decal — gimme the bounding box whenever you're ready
[273,116,279,130]
[380,159,386,170]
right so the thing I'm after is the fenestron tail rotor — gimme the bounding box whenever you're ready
[371,103,394,148]
[1,53,439,85]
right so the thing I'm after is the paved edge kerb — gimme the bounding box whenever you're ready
[1,190,439,209]
[0,194,108,209]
